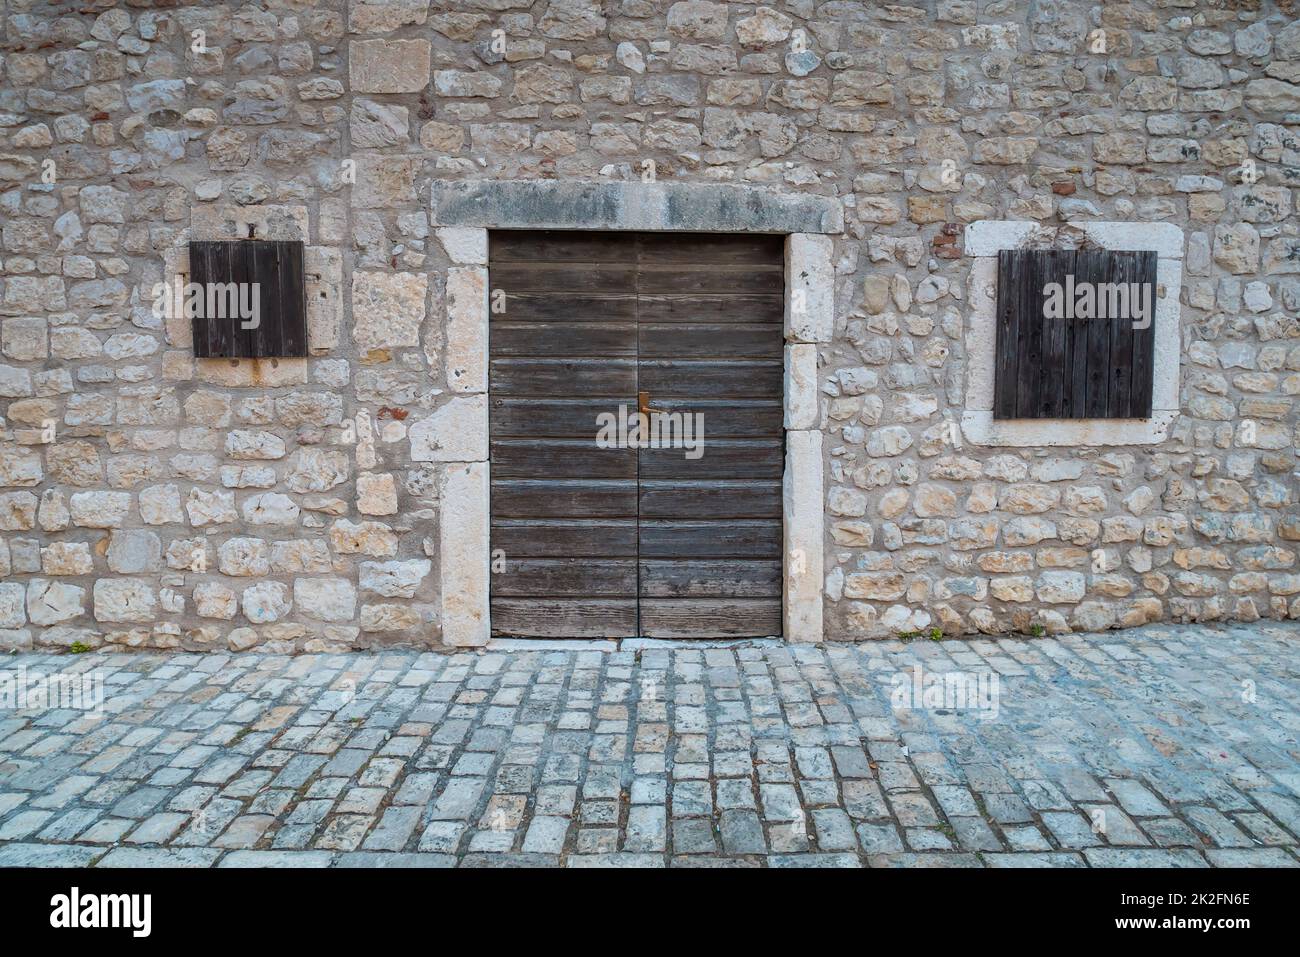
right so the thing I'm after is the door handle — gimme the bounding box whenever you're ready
[638,391,668,416]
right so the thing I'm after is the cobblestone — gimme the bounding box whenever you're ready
[0,622,1297,867]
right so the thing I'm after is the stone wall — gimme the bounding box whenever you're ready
[0,0,1298,652]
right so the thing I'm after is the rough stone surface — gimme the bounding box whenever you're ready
[0,0,1297,650]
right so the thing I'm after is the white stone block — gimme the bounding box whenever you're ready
[783,430,823,643]
[785,233,833,343]
[783,343,818,429]
[440,461,489,647]
[960,410,1178,447]
[409,395,488,462]
[1074,220,1185,259]
[436,227,487,265]
[445,266,487,394]
[1153,258,1182,412]
[963,220,1038,256]
[963,256,997,413]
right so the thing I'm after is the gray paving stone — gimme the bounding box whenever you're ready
[1203,848,1299,868]
[984,852,1086,868]
[624,805,666,852]
[522,815,570,854]
[1081,848,1209,868]
[126,812,189,845]
[1041,811,1104,849]
[566,853,664,868]
[1182,806,1254,848]
[337,852,457,868]
[1105,779,1171,817]
[768,853,862,868]
[719,809,767,855]
[856,822,905,854]
[218,850,335,868]
[97,847,222,868]
[362,806,421,851]
[459,853,561,868]
[672,818,718,854]
[0,842,102,867]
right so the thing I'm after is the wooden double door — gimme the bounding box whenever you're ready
[488,230,786,638]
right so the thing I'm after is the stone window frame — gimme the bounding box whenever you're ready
[961,220,1183,447]
[427,180,843,646]
[164,204,342,357]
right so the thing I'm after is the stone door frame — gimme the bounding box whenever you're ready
[427,180,843,646]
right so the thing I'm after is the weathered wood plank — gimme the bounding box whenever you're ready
[490,262,637,295]
[490,323,637,358]
[639,323,784,359]
[638,359,782,398]
[1039,250,1068,418]
[490,357,636,396]
[491,439,635,479]
[490,598,637,638]
[639,440,783,480]
[491,293,639,323]
[491,397,630,436]
[491,519,637,558]
[639,480,781,519]
[993,250,1019,418]
[491,558,637,597]
[639,520,782,559]
[636,233,786,264]
[491,480,638,519]
[492,398,781,438]
[491,230,639,263]
[1128,250,1157,418]
[635,294,782,324]
[1082,251,1113,418]
[640,559,782,598]
[635,265,784,296]
[638,598,782,638]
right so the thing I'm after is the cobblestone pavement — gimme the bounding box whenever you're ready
[1,622,1298,868]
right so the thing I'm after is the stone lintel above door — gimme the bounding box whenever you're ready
[431,180,844,235]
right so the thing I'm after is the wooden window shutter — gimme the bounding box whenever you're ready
[993,248,1157,420]
[188,240,307,358]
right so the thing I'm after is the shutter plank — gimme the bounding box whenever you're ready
[1106,249,1134,418]
[1083,249,1112,418]
[1040,249,1069,418]
[1129,250,1157,417]
[993,250,1020,418]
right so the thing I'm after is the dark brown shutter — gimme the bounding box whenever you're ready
[188,240,307,358]
[993,248,1156,419]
